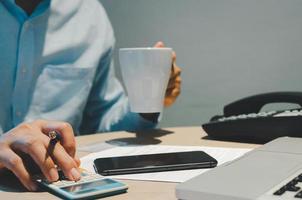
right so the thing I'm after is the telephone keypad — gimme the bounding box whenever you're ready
[217,109,301,122]
[203,108,302,142]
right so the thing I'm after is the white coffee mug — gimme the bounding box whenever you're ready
[119,47,173,113]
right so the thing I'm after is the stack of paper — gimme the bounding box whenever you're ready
[80,145,252,183]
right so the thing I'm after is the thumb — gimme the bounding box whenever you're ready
[153,41,165,48]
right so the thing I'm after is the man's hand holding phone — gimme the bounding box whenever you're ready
[0,120,81,191]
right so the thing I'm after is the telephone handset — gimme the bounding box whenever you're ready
[202,92,302,143]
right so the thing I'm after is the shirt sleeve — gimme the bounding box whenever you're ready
[79,47,158,134]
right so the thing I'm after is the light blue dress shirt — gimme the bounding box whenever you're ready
[0,0,156,135]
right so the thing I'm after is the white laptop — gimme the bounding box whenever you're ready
[176,137,302,200]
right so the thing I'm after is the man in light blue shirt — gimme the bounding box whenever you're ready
[0,0,181,191]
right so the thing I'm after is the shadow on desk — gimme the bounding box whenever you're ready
[106,129,174,146]
[0,170,27,192]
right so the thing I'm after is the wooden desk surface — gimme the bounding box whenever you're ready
[0,126,260,200]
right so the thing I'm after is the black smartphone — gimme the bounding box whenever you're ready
[93,151,218,176]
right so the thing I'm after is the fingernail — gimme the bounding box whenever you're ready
[70,168,81,181]
[49,168,59,181]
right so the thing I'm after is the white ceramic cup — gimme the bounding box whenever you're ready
[119,47,173,113]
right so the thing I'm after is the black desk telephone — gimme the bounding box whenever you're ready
[202,92,302,143]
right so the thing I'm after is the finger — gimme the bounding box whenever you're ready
[166,87,181,98]
[34,120,77,158]
[153,41,165,48]
[74,157,81,167]
[0,149,37,191]
[167,76,182,90]
[25,142,58,182]
[168,65,181,85]
[172,51,177,63]
[44,139,81,181]
[167,82,181,91]
[52,144,81,181]
[9,132,59,183]
[171,64,181,77]
[170,88,181,97]
[164,88,181,107]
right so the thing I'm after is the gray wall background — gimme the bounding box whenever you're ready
[100,0,302,128]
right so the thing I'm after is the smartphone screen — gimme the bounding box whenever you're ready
[93,151,217,175]
[60,179,117,194]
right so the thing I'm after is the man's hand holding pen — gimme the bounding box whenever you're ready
[0,120,81,191]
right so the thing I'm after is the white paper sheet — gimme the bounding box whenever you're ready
[80,145,252,183]
[78,142,115,152]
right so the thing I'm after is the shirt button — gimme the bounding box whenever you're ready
[23,22,31,30]
[16,111,22,117]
